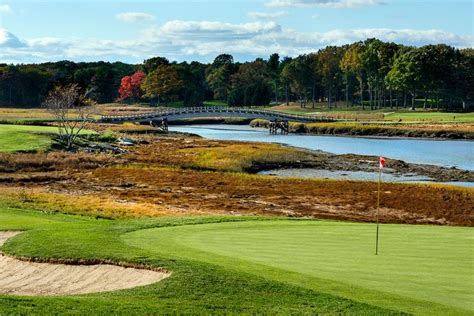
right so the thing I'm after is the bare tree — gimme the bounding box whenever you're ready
[43,84,96,150]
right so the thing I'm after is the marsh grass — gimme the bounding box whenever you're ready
[0,187,177,219]
[177,143,317,172]
[250,120,474,139]
[0,151,113,172]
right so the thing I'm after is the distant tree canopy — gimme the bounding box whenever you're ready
[1,39,473,110]
[0,61,134,107]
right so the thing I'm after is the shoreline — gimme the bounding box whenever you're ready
[169,129,474,182]
[250,119,474,140]
[245,151,474,183]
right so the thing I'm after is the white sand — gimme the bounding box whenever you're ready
[0,231,170,296]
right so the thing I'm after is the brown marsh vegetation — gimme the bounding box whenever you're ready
[1,131,472,226]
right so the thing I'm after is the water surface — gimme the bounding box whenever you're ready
[258,169,474,188]
[171,125,474,171]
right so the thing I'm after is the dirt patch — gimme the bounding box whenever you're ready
[0,232,170,296]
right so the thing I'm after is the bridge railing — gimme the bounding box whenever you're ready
[100,106,334,122]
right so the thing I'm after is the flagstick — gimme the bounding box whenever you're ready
[375,167,381,255]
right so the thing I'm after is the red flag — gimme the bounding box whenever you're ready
[379,157,385,169]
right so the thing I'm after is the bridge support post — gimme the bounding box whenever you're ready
[269,121,276,134]
[269,120,289,135]
[150,118,168,133]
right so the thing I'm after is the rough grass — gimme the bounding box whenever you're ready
[0,186,208,219]
[125,220,474,315]
[0,108,56,122]
[1,135,472,225]
[0,206,396,315]
[0,151,113,172]
[2,165,472,225]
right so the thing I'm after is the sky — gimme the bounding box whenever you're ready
[0,0,473,64]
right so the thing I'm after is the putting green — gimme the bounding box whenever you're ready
[124,220,474,315]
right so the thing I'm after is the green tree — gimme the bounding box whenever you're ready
[267,53,280,104]
[175,61,210,107]
[206,54,235,101]
[228,60,272,107]
[318,46,343,108]
[141,65,183,105]
[453,48,474,110]
[340,42,366,109]
[386,48,422,110]
[279,57,293,105]
[142,57,170,74]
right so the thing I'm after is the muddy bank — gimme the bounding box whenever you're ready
[246,150,473,183]
[130,131,474,182]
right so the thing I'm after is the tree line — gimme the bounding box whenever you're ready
[1,38,473,110]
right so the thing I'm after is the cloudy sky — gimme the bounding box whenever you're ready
[0,0,472,64]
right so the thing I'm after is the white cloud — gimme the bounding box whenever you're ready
[0,4,12,13]
[266,0,384,9]
[248,11,288,19]
[0,22,472,64]
[156,20,282,41]
[115,12,155,23]
[0,29,24,48]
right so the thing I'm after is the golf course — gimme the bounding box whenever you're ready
[1,2,474,311]
[0,204,472,315]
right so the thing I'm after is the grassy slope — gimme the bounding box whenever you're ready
[385,111,474,122]
[124,221,474,315]
[0,124,96,152]
[269,105,474,122]
[0,124,58,152]
[0,206,396,315]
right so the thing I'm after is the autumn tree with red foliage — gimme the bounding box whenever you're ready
[118,71,145,102]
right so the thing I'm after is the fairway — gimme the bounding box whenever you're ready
[0,124,95,152]
[384,111,474,122]
[0,124,58,152]
[124,220,474,315]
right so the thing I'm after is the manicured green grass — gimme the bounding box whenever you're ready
[1,204,472,314]
[272,106,474,122]
[0,124,59,152]
[124,221,474,315]
[203,100,228,107]
[0,206,397,315]
[384,111,474,122]
[0,124,95,152]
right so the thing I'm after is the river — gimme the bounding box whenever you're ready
[169,125,474,187]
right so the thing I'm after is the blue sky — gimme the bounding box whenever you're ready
[0,0,472,64]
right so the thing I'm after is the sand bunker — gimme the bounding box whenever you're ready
[0,231,170,296]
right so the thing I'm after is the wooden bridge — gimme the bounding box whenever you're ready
[100,107,333,126]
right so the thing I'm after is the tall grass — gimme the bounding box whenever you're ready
[0,152,114,172]
[177,143,317,172]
